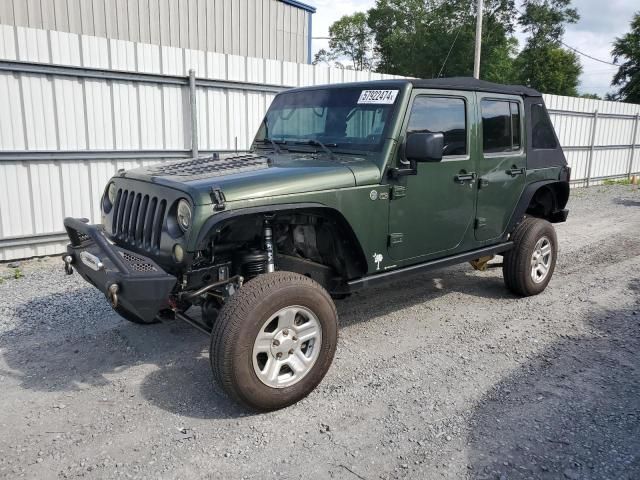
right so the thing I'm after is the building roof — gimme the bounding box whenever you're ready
[409,77,542,97]
[280,0,316,13]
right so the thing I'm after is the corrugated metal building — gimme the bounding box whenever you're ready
[0,0,315,63]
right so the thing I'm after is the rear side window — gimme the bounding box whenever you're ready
[407,96,467,156]
[531,104,558,149]
[481,99,521,153]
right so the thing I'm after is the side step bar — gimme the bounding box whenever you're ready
[346,241,513,292]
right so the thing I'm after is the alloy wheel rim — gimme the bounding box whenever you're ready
[530,236,552,284]
[252,305,322,388]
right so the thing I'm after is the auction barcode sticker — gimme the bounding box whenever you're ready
[357,89,399,104]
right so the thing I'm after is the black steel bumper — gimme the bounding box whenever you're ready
[63,218,177,323]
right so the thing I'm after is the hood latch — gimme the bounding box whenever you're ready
[210,186,226,211]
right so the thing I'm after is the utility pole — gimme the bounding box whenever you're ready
[473,0,483,79]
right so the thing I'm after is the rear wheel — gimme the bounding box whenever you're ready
[503,217,558,296]
[210,271,338,411]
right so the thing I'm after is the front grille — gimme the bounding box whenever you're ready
[112,189,166,250]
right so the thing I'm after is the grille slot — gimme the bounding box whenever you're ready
[112,188,164,251]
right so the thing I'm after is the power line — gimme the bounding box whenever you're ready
[512,5,618,67]
[559,40,618,66]
[316,8,620,70]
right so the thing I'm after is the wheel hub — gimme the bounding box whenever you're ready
[270,329,299,359]
[530,236,552,284]
[252,305,322,389]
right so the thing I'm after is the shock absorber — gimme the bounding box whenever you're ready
[263,218,275,273]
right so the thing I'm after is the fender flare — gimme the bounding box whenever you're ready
[505,180,568,234]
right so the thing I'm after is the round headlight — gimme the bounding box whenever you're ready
[107,183,118,204]
[177,199,192,231]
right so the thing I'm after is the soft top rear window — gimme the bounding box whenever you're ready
[531,104,558,149]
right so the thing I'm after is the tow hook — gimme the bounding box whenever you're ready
[108,283,119,308]
[63,255,74,275]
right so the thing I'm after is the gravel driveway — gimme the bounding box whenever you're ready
[1,185,639,480]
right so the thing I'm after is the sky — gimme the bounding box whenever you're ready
[308,0,638,98]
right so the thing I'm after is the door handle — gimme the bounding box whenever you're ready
[454,171,476,184]
[507,166,525,177]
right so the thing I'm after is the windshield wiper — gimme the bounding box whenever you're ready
[254,138,286,154]
[293,139,337,160]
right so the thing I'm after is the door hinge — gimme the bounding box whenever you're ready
[388,233,404,246]
[210,186,226,211]
[391,185,407,199]
[475,217,487,229]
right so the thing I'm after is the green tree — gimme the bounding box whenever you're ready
[366,0,518,81]
[611,12,640,103]
[514,44,581,95]
[514,0,582,95]
[315,12,375,71]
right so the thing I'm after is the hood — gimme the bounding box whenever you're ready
[120,152,382,205]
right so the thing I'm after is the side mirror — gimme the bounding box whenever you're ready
[405,132,444,162]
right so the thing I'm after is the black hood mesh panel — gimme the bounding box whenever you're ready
[148,154,269,179]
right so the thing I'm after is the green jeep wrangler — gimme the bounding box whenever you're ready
[63,78,570,411]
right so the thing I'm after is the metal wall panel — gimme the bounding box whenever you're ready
[0,72,25,149]
[0,24,638,261]
[0,0,15,24]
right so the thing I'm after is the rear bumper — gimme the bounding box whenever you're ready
[63,217,177,322]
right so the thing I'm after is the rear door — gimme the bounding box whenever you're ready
[475,95,526,241]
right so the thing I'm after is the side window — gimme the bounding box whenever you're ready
[531,104,558,149]
[407,97,467,156]
[481,99,522,153]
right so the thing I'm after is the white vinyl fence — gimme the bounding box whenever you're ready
[0,24,639,261]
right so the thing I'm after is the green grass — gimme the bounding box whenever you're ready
[0,268,24,282]
[602,178,633,186]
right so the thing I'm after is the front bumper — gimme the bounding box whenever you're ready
[63,217,177,322]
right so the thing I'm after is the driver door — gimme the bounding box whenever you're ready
[388,90,477,261]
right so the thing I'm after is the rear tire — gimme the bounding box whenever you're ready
[210,271,338,411]
[503,217,558,296]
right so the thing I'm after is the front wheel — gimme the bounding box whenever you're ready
[503,217,558,296]
[210,272,338,411]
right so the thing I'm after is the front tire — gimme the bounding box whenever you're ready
[210,272,338,411]
[503,217,558,296]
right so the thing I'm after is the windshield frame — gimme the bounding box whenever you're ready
[252,84,408,155]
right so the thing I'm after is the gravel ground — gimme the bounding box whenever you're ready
[0,185,639,480]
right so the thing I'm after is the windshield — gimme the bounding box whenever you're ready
[254,87,401,153]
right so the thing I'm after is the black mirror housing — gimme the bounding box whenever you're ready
[405,132,444,162]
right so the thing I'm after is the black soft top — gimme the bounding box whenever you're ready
[409,77,542,97]
[287,78,542,98]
